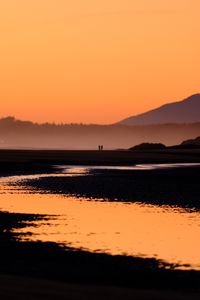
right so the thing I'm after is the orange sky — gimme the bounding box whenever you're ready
[0,0,200,124]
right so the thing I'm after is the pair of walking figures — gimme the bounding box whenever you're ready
[98,145,104,151]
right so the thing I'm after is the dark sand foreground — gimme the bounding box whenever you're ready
[0,149,200,171]
[1,274,199,300]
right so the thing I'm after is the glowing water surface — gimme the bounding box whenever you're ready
[0,164,200,270]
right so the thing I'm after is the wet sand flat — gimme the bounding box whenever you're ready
[0,150,200,298]
[24,166,200,209]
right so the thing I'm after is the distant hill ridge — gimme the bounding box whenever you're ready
[181,136,200,146]
[0,114,200,149]
[119,94,200,125]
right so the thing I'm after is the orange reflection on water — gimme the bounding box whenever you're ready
[0,177,200,270]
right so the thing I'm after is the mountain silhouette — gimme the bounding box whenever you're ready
[119,94,200,125]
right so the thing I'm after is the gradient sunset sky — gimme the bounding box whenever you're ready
[1,0,200,124]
